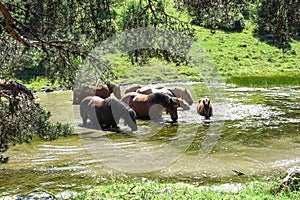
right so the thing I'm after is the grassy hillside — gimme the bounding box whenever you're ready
[112,1,299,87]
[112,21,299,87]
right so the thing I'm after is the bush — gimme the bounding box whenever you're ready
[0,80,73,163]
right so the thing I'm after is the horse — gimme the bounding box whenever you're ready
[197,98,213,120]
[124,84,145,94]
[136,86,193,109]
[121,92,179,122]
[73,83,121,104]
[80,96,138,131]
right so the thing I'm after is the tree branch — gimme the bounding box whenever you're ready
[0,1,30,47]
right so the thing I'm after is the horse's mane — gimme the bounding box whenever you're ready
[149,92,173,107]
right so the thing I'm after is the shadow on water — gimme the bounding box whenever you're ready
[0,85,300,196]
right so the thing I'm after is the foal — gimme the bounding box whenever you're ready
[197,98,213,120]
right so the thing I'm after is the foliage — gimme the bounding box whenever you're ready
[256,0,300,52]
[117,0,194,65]
[0,80,73,163]
[176,0,251,32]
[0,0,116,85]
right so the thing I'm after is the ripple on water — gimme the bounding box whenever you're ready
[1,85,300,197]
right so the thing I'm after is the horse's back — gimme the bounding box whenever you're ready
[124,84,144,94]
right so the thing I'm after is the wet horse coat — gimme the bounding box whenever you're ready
[197,98,213,120]
[80,96,137,131]
[121,92,179,122]
[136,85,193,106]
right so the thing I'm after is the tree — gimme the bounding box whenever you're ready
[118,0,194,65]
[0,80,73,163]
[176,0,250,32]
[256,0,300,52]
[0,0,116,85]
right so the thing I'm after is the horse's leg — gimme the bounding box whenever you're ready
[80,107,88,126]
[81,114,88,126]
[110,124,120,132]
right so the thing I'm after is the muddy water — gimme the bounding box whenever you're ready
[0,84,299,196]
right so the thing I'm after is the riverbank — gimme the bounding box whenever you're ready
[69,180,300,200]
[1,178,299,200]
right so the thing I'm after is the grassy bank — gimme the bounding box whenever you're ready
[226,75,300,87]
[69,180,299,200]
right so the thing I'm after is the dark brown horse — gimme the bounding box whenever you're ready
[197,98,213,120]
[73,83,121,104]
[80,96,137,131]
[121,92,179,122]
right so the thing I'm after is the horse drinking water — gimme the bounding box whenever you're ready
[121,92,179,123]
[80,96,138,131]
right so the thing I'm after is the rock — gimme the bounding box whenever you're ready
[5,189,56,200]
[44,88,55,93]
[279,166,300,191]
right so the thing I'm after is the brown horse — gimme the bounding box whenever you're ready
[73,83,121,104]
[80,96,137,131]
[124,84,145,94]
[121,92,179,122]
[137,85,193,105]
[197,98,213,120]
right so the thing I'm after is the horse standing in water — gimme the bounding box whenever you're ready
[197,98,213,120]
[136,86,193,110]
[80,96,138,131]
[124,84,145,94]
[121,92,179,123]
[73,83,121,104]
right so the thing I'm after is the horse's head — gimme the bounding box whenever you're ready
[166,97,179,122]
[177,98,190,110]
[125,108,138,131]
[199,98,212,120]
[183,88,193,105]
[169,87,193,105]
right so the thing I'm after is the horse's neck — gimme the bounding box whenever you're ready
[168,88,180,97]
[110,98,127,115]
[150,94,169,107]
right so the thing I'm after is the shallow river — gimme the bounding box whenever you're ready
[0,83,299,196]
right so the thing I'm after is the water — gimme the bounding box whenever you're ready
[0,84,299,196]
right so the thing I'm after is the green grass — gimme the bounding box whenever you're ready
[69,180,300,200]
[193,21,300,85]
[18,77,62,91]
[111,19,299,87]
[227,75,300,87]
